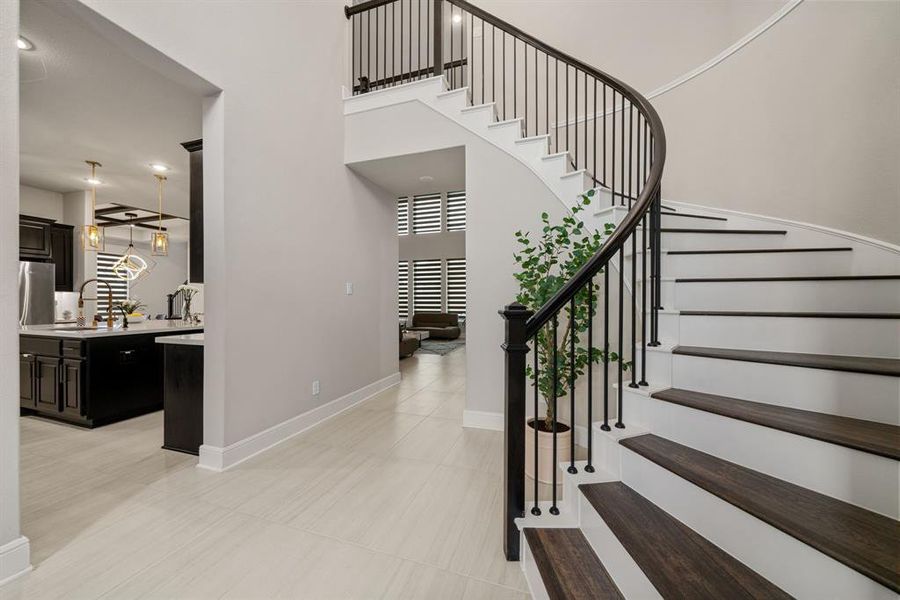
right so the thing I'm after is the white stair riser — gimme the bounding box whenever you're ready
[539,154,572,180]
[661,232,787,251]
[680,315,900,357]
[620,449,896,599]
[672,354,900,425]
[343,77,447,114]
[658,250,853,278]
[557,173,593,201]
[485,121,523,146]
[674,279,900,312]
[513,137,550,163]
[457,106,495,129]
[624,389,899,518]
[633,347,673,387]
[578,493,663,599]
[660,215,726,229]
[634,279,675,309]
[434,89,467,110]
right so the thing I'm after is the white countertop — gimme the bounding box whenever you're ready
[155,333,204,346]
[20,320,203,339]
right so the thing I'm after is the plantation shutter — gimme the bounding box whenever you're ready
[398,261,409,321]
[446,258,466,317]
[412,193,441,234]
[413,259,442,313]
[96,252,129,315]
[397,198,409,235]
[446,191,466,231]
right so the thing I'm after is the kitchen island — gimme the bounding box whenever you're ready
[156,333,204,454]
[20,321,203,427]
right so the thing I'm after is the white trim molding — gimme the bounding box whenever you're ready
[198,371,402,472]
[0,536,31,588]
[553,0,805,130]
[462,409,504,431]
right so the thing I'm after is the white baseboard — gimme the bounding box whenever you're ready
[462,409,504,431]
[198,371,402,472]
[0,536,31,588]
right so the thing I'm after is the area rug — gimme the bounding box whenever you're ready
[418,339,466,356]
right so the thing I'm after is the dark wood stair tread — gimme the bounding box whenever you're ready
[579,482,789,599]
[668,247,851,255]
[661,211,728,222]
[523,528,624,600]
[679,310,900,319]
[673,345,900,377]
[676,274,900,283]
[651,388,900,460]
[661,228,786,234]
[619,434,900,592]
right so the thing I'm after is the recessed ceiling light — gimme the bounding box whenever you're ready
[150,163,169,172]
[452,13,462,24]
[419,175,434,183]
[84,177,103,185]
[17,36,34,51]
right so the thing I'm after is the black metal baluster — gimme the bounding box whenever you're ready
[480,18,484,103]
[584,71,588,180]
[375,6,380,88]
[532,336,541,515]
[585,278,595,472]
[425,0,428,81]
[513,37,517,120]
[629,103,638,389]
[449,3,453,86]
[399,0,403,82]
[550,315,559,515]
[601,267,610,432]
[620,92,625,207]
[545,54,548,139]
[568,297,577,475]
[534,46,538,137]
[502,32,506,119]
[574,68,578,169]
[565,65,569,157]
[409,0,413,83]
[639,117,648,387]
[351,14,356,94]
[611,89,616,212]
[616,239,625,429]
[603,84,608,204]
[491,25,495,105]
[593,78,597,186]
[554,58,558,153]
[524,42,528,136]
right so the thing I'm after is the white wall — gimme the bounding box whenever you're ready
[102,238,188,317]
[477,0,900,245]
[0,0,30,585]
[78,0,398,457]
[399,230,465,261]
[18,185,62,222]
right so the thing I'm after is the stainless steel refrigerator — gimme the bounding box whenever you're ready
[19,261,56,326]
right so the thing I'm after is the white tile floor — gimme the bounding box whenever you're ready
[2,348,532,600]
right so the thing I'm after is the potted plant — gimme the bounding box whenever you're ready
[513,191,628,483]
[114,299,147,329]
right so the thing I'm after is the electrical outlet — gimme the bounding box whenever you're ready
[312,380,320,396]
[345,282,353,295]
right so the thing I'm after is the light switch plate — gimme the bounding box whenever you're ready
[345,282,353,295]
[312,380,320,396]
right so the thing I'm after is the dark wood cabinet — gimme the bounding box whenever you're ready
[20,329,201,427]
[35,356,60,413]
[19,216,53,260]
[61,358,84,418]
[19,353,36,409]
[162,344,204,455]
[50,224,74,291]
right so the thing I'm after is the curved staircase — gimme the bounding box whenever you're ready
[342,1,900,597]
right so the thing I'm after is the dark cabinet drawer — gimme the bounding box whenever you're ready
[21,337,61,357]
[62,340,84,358]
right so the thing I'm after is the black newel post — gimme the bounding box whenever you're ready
[500,302,533,561]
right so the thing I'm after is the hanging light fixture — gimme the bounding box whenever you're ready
[150,173,168,256]
[82,160,104,251]
[112,214,150,281]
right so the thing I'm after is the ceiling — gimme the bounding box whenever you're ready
[348,147,466,196]
[18,0,203,218]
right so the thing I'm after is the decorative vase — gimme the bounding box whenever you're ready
[182,299,192,323]
[525,415,573,485]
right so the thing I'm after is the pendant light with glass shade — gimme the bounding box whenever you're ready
[82,160,104,251]
[112,213,150,282]
[150,173,169,256]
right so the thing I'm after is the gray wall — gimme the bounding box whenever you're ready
[478,0,900,244]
